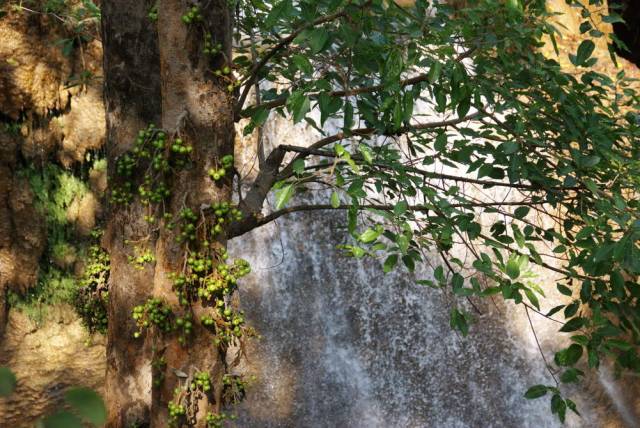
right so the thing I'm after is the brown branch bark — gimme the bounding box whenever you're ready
[229,199,561,237]
[277,111,484,180]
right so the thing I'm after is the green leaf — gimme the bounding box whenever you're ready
[417,279,436,288]
[556,283,572,297]
[427,61,442,83]
[383,255,398,273]
[65,387,107,426]
[573,40,595,66]
[450,308,469,336]
[275,184,294,210]
[606,339,632,351]
[452,273,464,291]
[343,102,354,130]
[0,367,16,397]
[602,14,625,24]
[501,141,519,154]
[564,300,579,318]
[546,305,564,317]
[292,54,313,75]
[434,132,447,152]
[288,92,311,124]
[524,289,540,310]
[292,159,305,175]
[524,385,548,399]
[554,344,583,366]
[559,317,585,333]
[456,95,471,118]
[265,0,292,27]
[318,93,342,126]
[330,191,340,208]
[394,201,408,216]
[402,255,415,271]
[360,228,381,244]
[397,234,409,254]
[514,206,530,219]
[308,28,329,54]
[560,368,583,384]
[358,145,373,164]
[551,394,567,423]
[506,258,520,279]
[384,50,403,83]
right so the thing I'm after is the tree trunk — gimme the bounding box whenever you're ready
[102,1,234,426]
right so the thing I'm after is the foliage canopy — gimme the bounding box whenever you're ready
[228,0,640,421]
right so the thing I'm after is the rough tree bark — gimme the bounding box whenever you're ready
[102,1,234,426]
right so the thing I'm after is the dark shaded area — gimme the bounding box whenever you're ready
[609,0,640,66]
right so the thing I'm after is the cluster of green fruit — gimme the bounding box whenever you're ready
[211,65,239,93]
[206,411,235,428]
[175,207,199,243]
[210,201,243,236]
[191,371,212,393]
[203,33,222,55]
[174,313,194,345]
[127,248,156,270]
[139,178,171,205]
[74,243,110,334]
[181,5,202,23]
[110,182,134,205]
[213,305,246,344]
[132,298,173,338]
[170,251,225,303]
[216,258,251,289]
[208,154,234,181]
[174,254,249,301]
[110,124,191,206]
[200,314,215,327]
[187,252,214,273]
[168,399,186,423]
[170,137,193,158]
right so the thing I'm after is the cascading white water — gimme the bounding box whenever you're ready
[230,207,640,427]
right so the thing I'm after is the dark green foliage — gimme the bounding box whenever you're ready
[234,0,640,420]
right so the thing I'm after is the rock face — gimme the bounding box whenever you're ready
[0,306,105,427]
[0,132,47,337]
[0,5,107,425]
[0,4,106,331]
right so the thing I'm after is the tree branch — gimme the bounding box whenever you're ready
[277,112,483,180]
[229,200,557,238]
